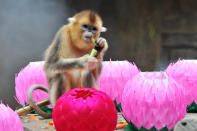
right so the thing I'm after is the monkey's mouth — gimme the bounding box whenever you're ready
[83,32,93,43]
[83,36,91,42]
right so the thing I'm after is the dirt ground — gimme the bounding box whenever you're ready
[21,113,197,131]
[21,112,126,131]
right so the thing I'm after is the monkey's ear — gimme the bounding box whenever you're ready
[101,27,107,32]
[68,17,76,23]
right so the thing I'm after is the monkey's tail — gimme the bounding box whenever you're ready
[28,85,52,118]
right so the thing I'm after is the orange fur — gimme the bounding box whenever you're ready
[68,11,102,52]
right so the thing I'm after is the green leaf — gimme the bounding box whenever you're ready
[187,101,197,113]
[114,100,122,112]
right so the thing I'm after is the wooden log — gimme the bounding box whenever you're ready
[16,99,50,116]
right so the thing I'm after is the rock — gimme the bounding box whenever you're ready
[174,113,197,131]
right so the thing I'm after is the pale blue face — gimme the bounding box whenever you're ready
[81,24,98,34]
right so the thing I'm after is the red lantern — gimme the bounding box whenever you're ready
[52,88,117,131]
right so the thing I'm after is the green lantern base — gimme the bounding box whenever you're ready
[187,101,197,113]
[114,100,122,112]
[123,123,172,131]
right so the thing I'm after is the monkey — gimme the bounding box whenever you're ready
[27,10,108,118]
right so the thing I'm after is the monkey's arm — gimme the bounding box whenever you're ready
[91,37,108,79]
[45,57,88,72]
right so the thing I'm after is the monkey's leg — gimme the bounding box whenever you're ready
[82,71,98,89]
[48,74,65,106]
[92,61,102,80]
[28,85,52,118]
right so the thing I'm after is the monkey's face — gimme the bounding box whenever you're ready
[81,24,99,43]
[71,20,102,51]
[68,11,106,52]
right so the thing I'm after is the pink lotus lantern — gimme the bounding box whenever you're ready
[52,88,117,131]
[121,72,186,130]
[0,103,23,131]
[98,61,140,103]
[165,59,197,105]
[15,61,48,106]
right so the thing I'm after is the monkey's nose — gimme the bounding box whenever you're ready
[85,32,93,37]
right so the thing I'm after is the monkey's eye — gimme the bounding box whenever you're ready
[81,24,89,31]
[92,27,98,34]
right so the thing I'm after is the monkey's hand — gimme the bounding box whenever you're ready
[96,37,108,53]
[95,37,108,60]
[81,54,98,70]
